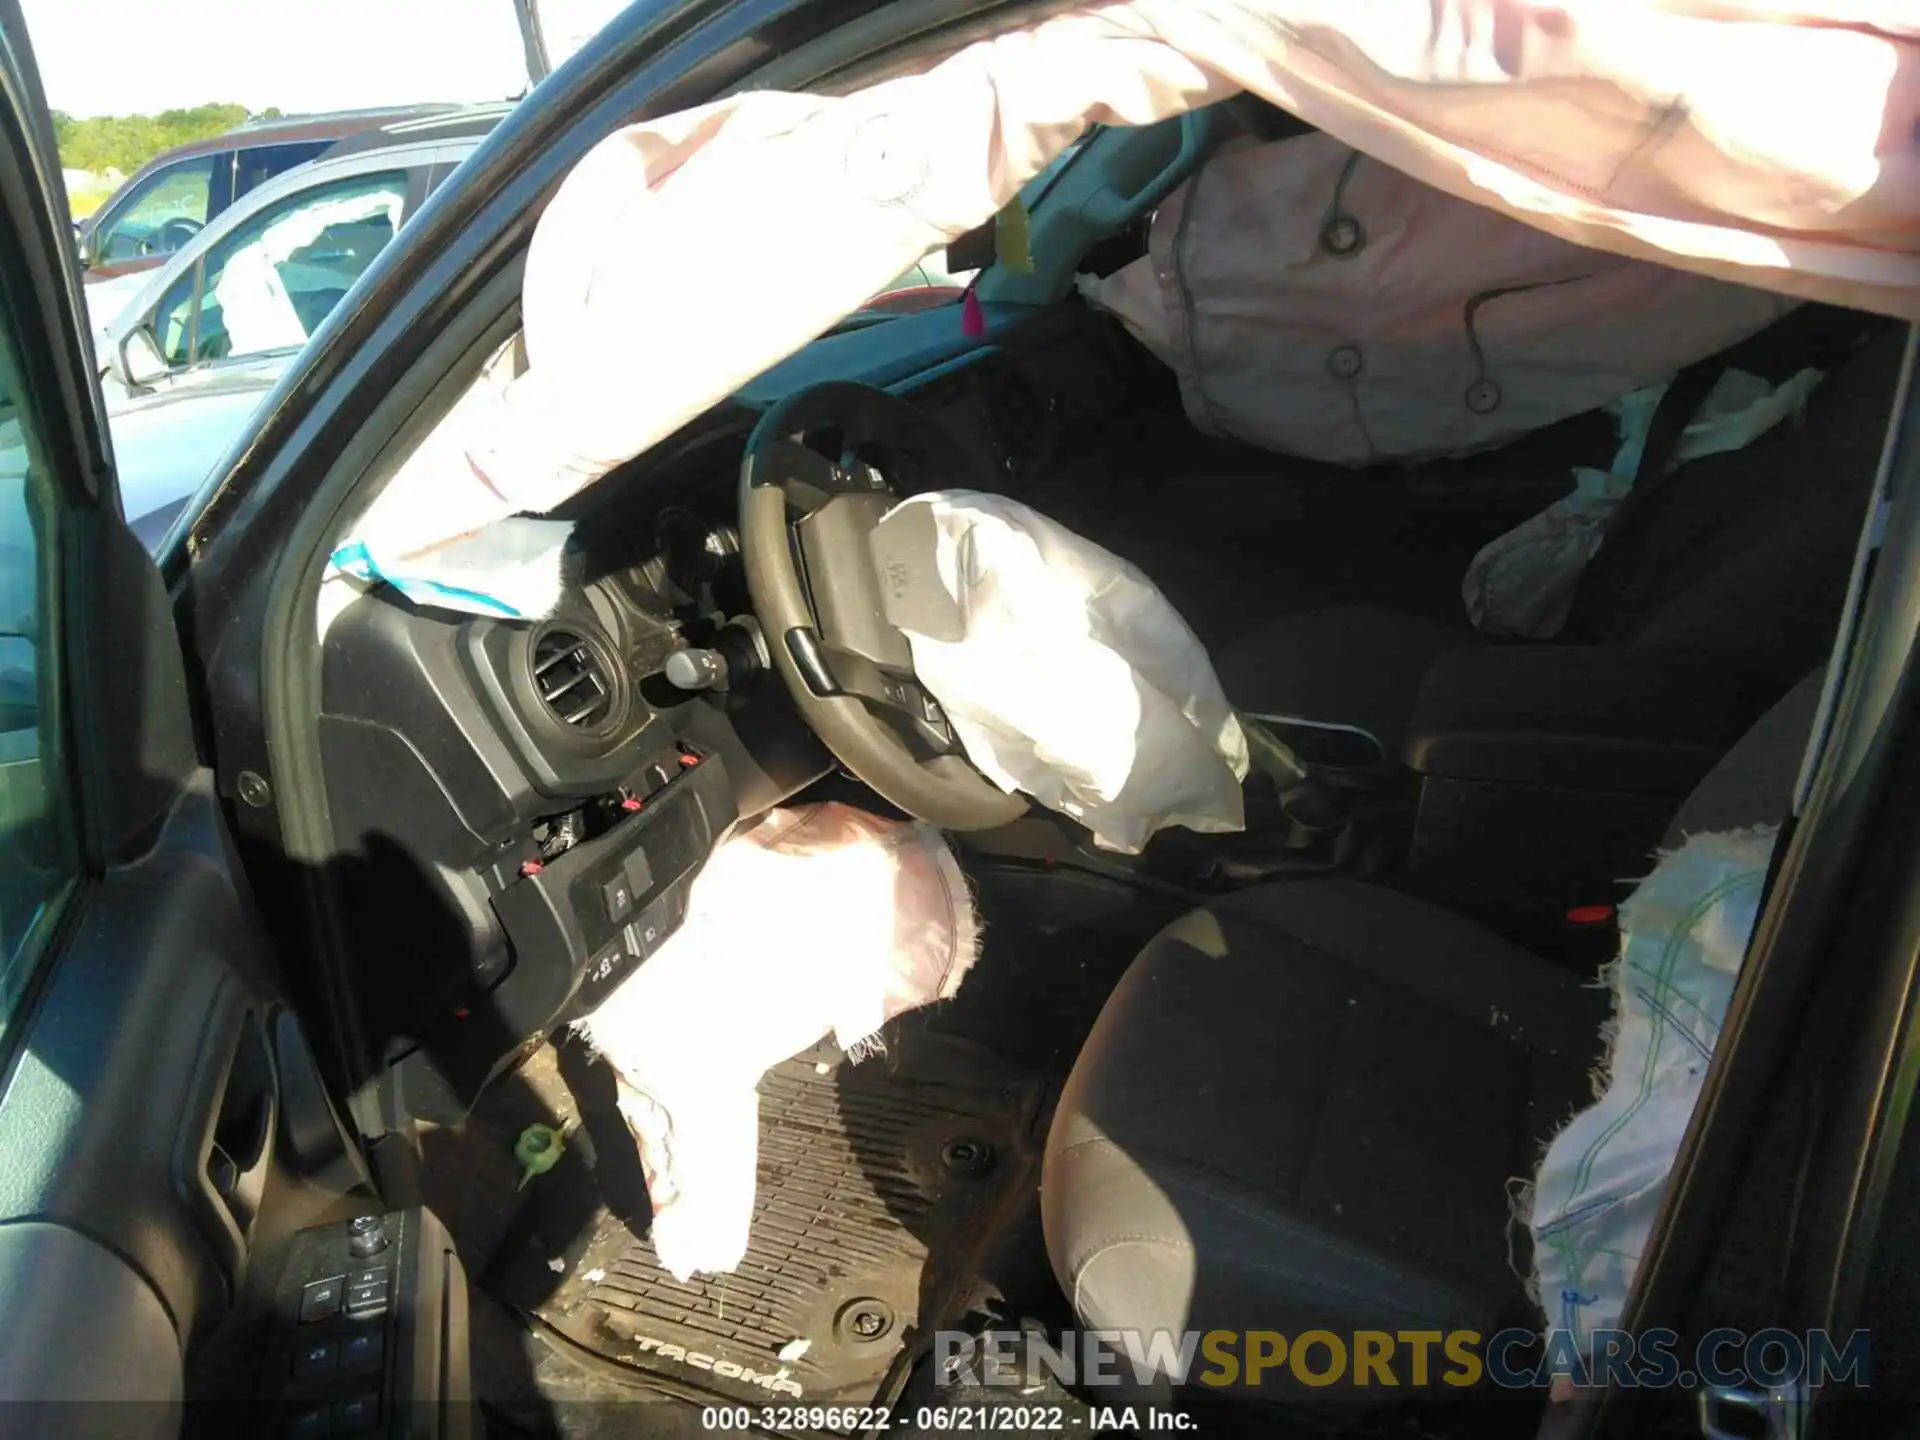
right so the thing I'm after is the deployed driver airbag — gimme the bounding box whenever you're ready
[876,491,1248,854]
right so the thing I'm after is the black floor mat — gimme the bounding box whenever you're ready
[496,1052,1041,1421]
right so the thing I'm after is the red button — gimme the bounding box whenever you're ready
[1566,904,1614,926]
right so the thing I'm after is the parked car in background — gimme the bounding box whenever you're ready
[94,105,508,547]
[74,104,463,295]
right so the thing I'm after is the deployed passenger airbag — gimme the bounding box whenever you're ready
[1080,132,1794,465]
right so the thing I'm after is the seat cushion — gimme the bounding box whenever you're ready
[1042,880,1604,1350]
[1213,606,1482,752]
[1662,667,1824,845]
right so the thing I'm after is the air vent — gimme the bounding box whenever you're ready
[531,627,616,730]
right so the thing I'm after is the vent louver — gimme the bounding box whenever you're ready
[531,627,615,730]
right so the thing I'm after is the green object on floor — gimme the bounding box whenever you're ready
[515,1123,564,1188]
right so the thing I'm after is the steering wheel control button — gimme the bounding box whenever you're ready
[292,1337,339,1380]
[1328,344,1364,380]
[346,1214,389,1258]
[601,875,634,923]
[339,1326,385,1376]
[298,1276,346,1323]
[333,1395,380,1435]
[284,1404,331,1440]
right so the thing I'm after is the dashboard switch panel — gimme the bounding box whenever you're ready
[493,748,738,1028]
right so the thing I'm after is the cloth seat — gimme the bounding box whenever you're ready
[1042,671,1823,1384]
[1214,605,1482,755]
[1042,880,1603,1345]
[1212,320,1901,755]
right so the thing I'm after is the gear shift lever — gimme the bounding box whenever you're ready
[1237,712,1310,792]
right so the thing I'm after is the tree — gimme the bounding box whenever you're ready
[53,103,254,176]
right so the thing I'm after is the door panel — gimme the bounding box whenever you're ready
[0,5,383,1432]
[0,1222,181,1426]
[0,781,278,1326]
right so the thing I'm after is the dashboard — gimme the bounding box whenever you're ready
[319,403,835,1118]
[317,300,1119,1121]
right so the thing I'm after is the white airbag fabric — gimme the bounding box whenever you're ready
[1464,367,1827,637]
[1081,132,1794,465]
[1526,826,1778,1354]
[215,189,404,355]
[575,803,978,1282]
[882,491,1249,855]
[355,1,1920,565]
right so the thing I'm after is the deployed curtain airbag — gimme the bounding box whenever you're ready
[342,1,1920,567]
[1526,826,1778,1355]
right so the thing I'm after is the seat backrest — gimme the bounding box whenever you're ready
[1663,668,1825,845]
[1565,318,1905,686]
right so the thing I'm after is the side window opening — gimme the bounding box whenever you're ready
[93,155,218,265]
[149,171,409,370]
[0,295,77,1023]
[233,140,333,201]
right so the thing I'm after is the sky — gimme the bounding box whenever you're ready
[19,0,543,118]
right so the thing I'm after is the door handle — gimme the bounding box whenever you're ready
[174,995,280,1297]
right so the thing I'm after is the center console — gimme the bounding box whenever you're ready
[960,644,1789,961]
[1398,645,1783,947]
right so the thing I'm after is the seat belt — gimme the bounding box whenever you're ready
[1594,357,1731,551]
[1602,310,1887,555]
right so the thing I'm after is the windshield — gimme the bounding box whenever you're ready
[858,137,1090,321]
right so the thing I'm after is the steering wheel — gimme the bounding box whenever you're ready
[141,216,203,256]
[739,381,1028,830]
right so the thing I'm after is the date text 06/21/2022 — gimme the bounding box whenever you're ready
[698,1405,1195,1432]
